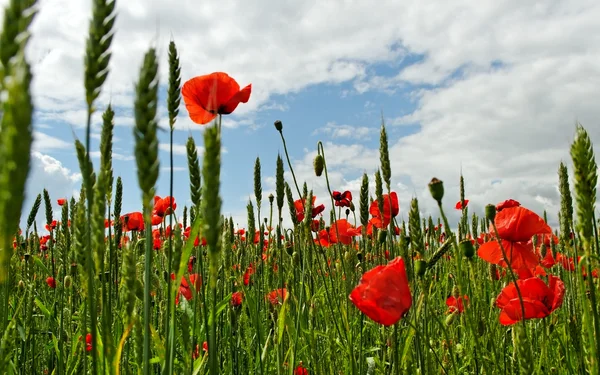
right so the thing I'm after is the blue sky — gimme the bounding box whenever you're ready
[14,0,600,231]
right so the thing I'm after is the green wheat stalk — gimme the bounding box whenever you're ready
[133,47,159,375]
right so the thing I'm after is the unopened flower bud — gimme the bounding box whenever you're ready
[485,204,496,223]
[428,178,444,203]
[378,230,387,244]
[459,239,475,259]
[445,311,459,325]
[64,275,72,288]
[274,120,283,132]
[18,280,25,290]
[268,194,274,204]
[415,259,427,277]
[313,155,324,177]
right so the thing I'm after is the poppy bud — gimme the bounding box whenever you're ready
[378,230,387,244]
[24,253,30,262]
[445,311,459,325]
[485,204,496,222]
[64,275,72,288]
[344,251,351,262]
[292,251,300,265]
[313,155,324,177]
[459,239,475,259]
[349,202,355,212]
[274,120,283,132]
[286,246,293,256]
[335,262,341,273]
[18,280,25,290]
[428,178,444,203]
[268,194,274,204]
[345,209,350,217]
[415,259,427,277]
[357,252,363,262]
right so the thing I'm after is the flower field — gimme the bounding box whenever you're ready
[0,1,599,375]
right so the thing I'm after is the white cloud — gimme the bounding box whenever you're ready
[313,122,373,140]
[22,152,82,230]
[32,131,72,152]
[89,151,135,161]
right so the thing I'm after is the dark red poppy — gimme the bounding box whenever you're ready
[455,200,469,210]
[46,276,56,289]
[477,206,551,270]
[369,192,399,229]
[182,72,252,125]
[332,190,352,208]
[495,274,565,325]
[349,257,412,326]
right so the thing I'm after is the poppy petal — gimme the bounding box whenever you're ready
[220,84,252,114]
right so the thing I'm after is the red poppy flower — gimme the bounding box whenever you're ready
[496,199,520,212]
[328,219,360,245]
[349,257,412,326]
[182,72,252,125]
[446,295,469,314]
[170,273,202,304]
[153,196,177,217]
[455,200,469,210]
[46,276,56,289]
[57,198,67,206]
[85,333,93,352]
[369,192,399,229]
[332,190,352,208]
[266,288,288,305]
[294,196,325,222]
[477,206,551,270]
[231,291,243,307]
[294,364,309,375]
[495,274,565,325]
[121,212,145,232]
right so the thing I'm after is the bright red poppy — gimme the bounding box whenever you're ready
[369,192,399,229]
[294,196,325,222]
[266,288,288,305]
[85,333,93,352]
[121,212,145,232]
[182,72,252,125]
[496,199,520,212]
[170,273,202,304]
[477,206,551,270]
[349,257,412,326]
[153,196,176,217]
[455,199,469,210]
[57,198,67,206]
[231,291,243,307]
[328,219,360,245]
[495,274,565,325]
[446,295,469,313]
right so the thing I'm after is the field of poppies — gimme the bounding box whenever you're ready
[1,1,599,375]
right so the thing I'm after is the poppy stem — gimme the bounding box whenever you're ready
[277,126,302,199]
